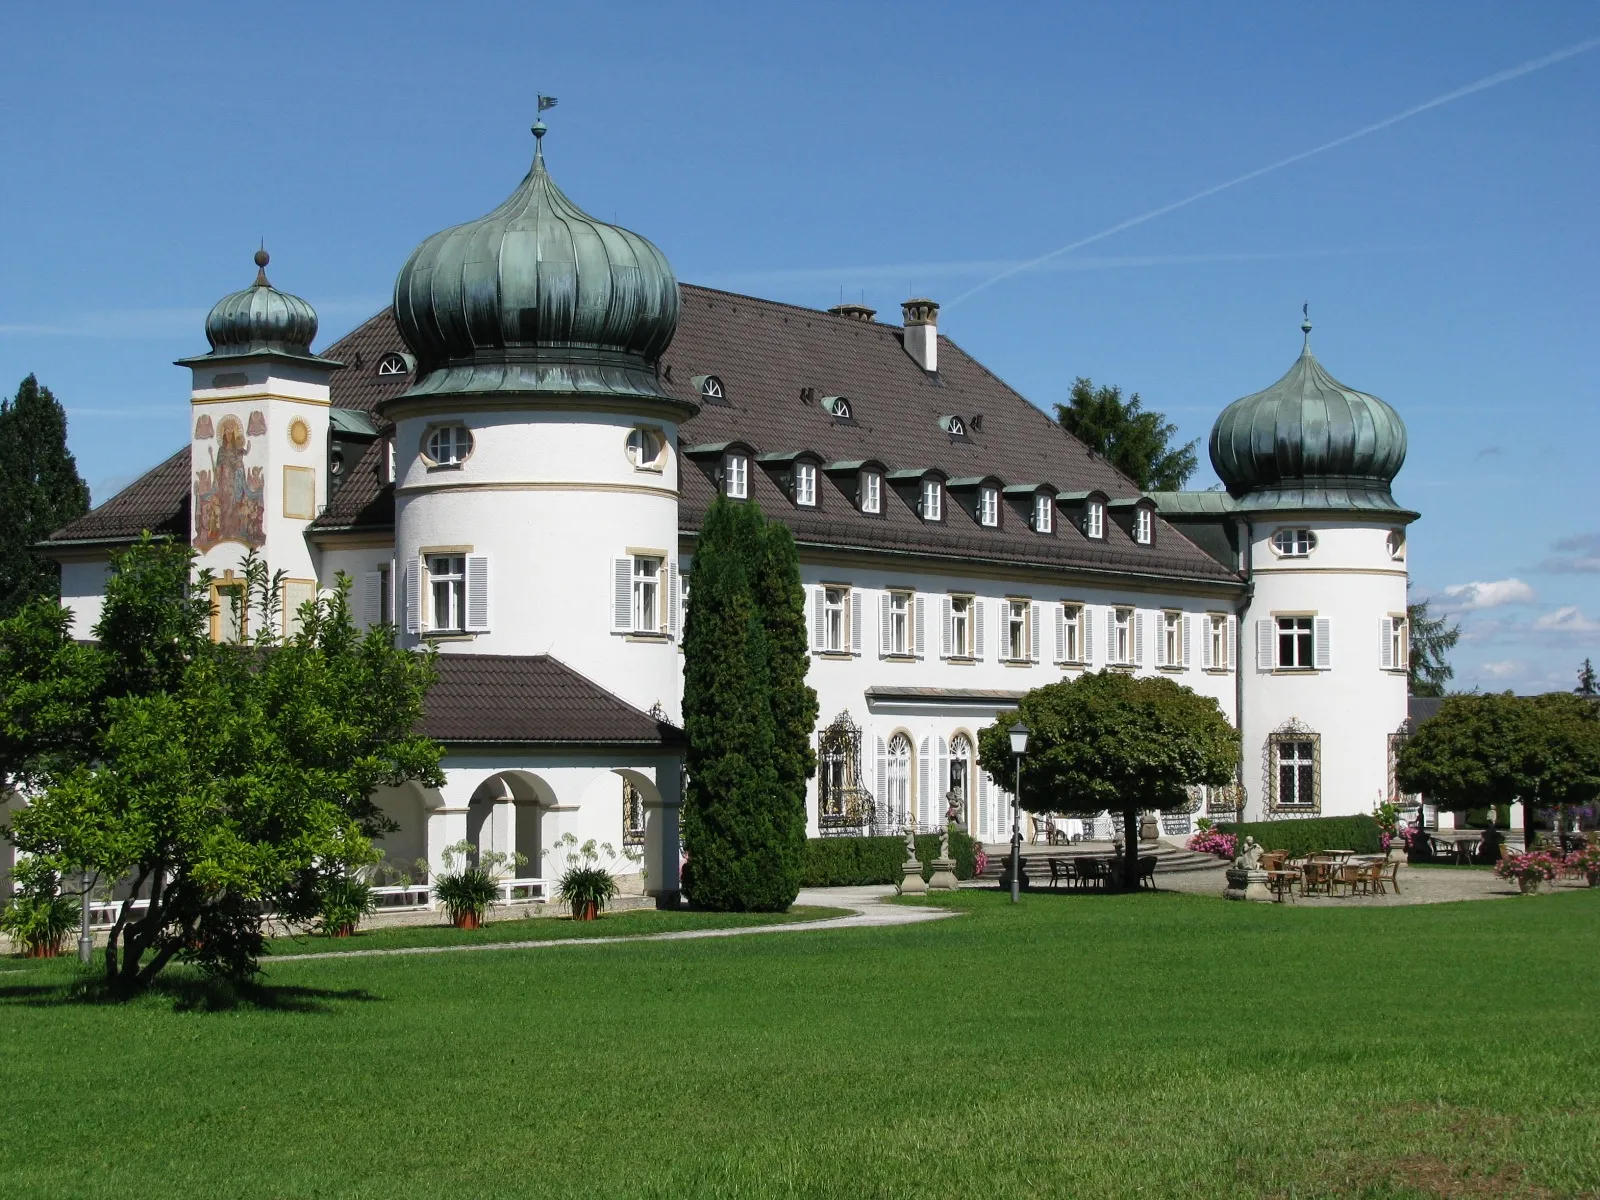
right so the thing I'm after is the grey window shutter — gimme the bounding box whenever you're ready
[1030,603,1041,663]
[1315,616,1332,669]
[850,590,863,654]
[918,736,931,828]
[978,769,990,837]
[405,557,421,635]
[1183,615,1192,668]
[879,593,892,657]
[1055,604,1066,663]
[940,596,953,658]
[1108,612,1118,663]
[1379,616,1393,669]
[1257,620,1274,672]
[811,587,826,652]
[974,600,986,659]
[876,736,887,807]
[1154,616,1166,667]
[914,594,926,658]
[1227,616,1237,670]
[1202,618,1214,669]
[362,571,382,628]
[669,562,681,640]
[612,557,633,633]
[1083,608,1094,665]
[1135,612,1145,666]
[465,555,490,632]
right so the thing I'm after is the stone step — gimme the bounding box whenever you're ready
[974,844,1225,881]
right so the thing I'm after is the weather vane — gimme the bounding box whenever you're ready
[532,94,558,142]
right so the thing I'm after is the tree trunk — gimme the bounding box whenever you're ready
[1122,808,1139,889]
[1523,791,1536,851]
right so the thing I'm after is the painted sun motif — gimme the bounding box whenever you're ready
[289,417,311,449]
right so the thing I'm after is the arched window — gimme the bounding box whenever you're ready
[948,734,973,825]
[622,779,646,848]
[376,352,411,377]
[885,733,912,830]
[699,375,724,402]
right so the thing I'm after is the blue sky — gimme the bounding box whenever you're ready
[1,1,1595,693]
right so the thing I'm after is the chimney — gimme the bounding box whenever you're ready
[827,302,877,322]
[901,298,939,372]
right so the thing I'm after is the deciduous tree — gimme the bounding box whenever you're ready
[978,671,1238,887]
[1054,377,1198,491]
[0,375,91,616]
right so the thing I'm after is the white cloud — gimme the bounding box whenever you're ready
[1479,660,1524,678]
[1532,606,1600,634]
[1440,578,1536,611]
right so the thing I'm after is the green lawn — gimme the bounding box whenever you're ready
[264,905,852,956]
[2,887,1596,1198]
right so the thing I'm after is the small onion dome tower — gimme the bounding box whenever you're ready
[198,248,325,362]
[1209,311,1409,514]
[1215,311,1415,825]
[392,121,681,401]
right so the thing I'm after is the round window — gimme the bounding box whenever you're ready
[626,427,663,468]
[1387,530,1406,560]
[425,425,473,465]
[1271,528,1317,557]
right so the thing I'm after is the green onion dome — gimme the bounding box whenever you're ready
[1208,316,1409,513]
[393,124,680,400]
[203,249,320,357]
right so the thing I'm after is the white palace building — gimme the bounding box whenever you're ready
[37,125,1417,904]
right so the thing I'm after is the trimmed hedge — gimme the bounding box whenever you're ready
[1216,815,1383,857]
[800,830,978,887]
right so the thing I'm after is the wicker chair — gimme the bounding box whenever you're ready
[1137,856,1158,890]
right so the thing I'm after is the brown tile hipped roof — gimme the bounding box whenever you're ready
[421,653,684,746]
[48,446,191,545]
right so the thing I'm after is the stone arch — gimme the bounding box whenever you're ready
[612,768,662,883]
[371,780,438,880]
[947,728,976,830]
[467,770,558,877]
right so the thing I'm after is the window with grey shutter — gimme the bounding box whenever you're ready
[914,594,926,658]
[1055,605,1066,663]
[1256,620,1274,671]
[974,599,986,659]
[918,736,931,828]
[1083,607,1094,665]
[1314,617,1332,669]
[879,593,892,658]
[811,587,826,652]
[941,596,953,658]
[1202,617,1214,669]
[876,735,888,807]
[465,555,489,632]
[612,558,633,633]
[937,737,949,821]
[362,571,383,628]
[1107,609,1117,663]
[1134,612,1145,666]
[850,590,863,654]
[1379,616,1394,669]
[1226,616,1237,670]
[1182,615,1192,668]
[669,562,681,640]
[405,557,421,635]
[1029,603,1041,663]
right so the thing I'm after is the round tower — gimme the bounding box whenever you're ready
[1211,313,1415,821]
[382,122,694,722]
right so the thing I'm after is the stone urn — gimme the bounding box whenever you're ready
[1587,869,1599,889]
[1223,867,1272,902]
[1139,815,1160,843]
[1518,876,1541,896]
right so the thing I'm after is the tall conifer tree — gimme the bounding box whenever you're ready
[0,375,91,615]
[681,496,785,910]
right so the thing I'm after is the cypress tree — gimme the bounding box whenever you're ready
[0,376,91,616]
[681,495,784,910]
[752,518,817,904]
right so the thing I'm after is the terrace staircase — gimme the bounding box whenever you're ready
[972,841,1223,884]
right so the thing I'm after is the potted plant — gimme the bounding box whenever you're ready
[1566,844,1600,887]
[0,864,81,958]
[545,833,630,920]
[1493,850,1561,895]
[430,841,526,929]
[316,871,376,937]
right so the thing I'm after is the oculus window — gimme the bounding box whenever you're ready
[376,352,411,377]
[698,375,725,402]
[425,425,473,466]
[626,428,664,469]
[1272,528,1317,557]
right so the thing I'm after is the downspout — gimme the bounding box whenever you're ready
[1235,515,1254,819]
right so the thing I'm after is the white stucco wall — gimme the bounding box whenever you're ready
[1238,517,1410,820]
[59,559,111,640]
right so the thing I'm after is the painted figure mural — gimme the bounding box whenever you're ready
[193,412,266,550]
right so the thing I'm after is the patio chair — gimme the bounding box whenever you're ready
[1047,858,1072,890]
[1364,860,1386,896]
[1334,862,1366,897]
[1266,870,1298,902]
[1137,856,1157,890]
[1301,861,1331,896]
[1073,859,1104,892]
[1379,857,1401,895]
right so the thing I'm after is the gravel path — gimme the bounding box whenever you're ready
[1148,861,1586,905]
[269,886,956,962]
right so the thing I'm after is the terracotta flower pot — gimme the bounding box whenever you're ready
[574,901,598,922]
[332,923,355,938]
[1586,869,1598,888]
[453,910,481,930]
[27,941,61,959]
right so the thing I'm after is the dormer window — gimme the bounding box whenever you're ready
[939,415,967,438]
[723,452,748,499]
[1134,507,1153,545]
[821,395,853,420]
[921,478,943,521]
[697,375,725,403]
[424,424,473,467]
[795,461,817,507]
[1033,493,1053,533]
[860,469,881,514]
[1272,528,1317,557]
[1085,500,1105,539]
[978,485,999,528]
[376,352,411,377]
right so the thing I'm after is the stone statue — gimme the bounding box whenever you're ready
[939,825,951,860]
[945,791,963,829]
[1232,836,1263,871]
[904,825,918,861]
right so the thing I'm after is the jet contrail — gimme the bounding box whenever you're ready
[950,36,1600,305]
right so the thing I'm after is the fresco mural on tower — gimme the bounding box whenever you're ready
[193,412,266,550]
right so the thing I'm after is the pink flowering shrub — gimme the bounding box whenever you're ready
[973,849,989,877]
[1380,825,1419,851]
[1493,851,1561,886]
[1188,829,1237,858]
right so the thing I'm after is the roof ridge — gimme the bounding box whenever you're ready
[681,282,902,329]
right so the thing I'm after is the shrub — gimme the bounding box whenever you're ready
[1494,851,1560,887]
[546,834,630,919]
[1187,828,1237,858]
[798,830,978,887]
[1216,815,1383,858]
[316,874,375,937]
[0,883,79,958]
[430,840,525,926]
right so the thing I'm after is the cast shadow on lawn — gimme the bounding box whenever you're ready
[0,969,380,1014]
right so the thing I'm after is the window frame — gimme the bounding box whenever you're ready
[823,585,848,653]
[723,452,749,499]
[920,477,944,522]
[977,486,999,528]
[1133,506,1153,545]
[422,424,474,468]
[1161,609,1182,669]
[631,555,664,636]
[1208,612,1228,671]
[1061,602,1083,664]
[1085,500,1105,540]
[859,469,882,515]
[794,461,818,508]
[1271,527,1318,558]
[1006,598,1029,662]
[887,589,911,657]
[625,426,666,471]
[1388,613,1408,672]
[1270,733,1320,812]
[1033,492,1053,534]
[1114,606,1133,666]
[950,594,972,659]
[428,553,467,633]
[1276,615,1315,670]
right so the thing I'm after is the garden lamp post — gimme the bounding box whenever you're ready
[77,867,93,964]
[1009,720,1030,904]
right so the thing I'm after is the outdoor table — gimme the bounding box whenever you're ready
[1266,870,1299,902]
